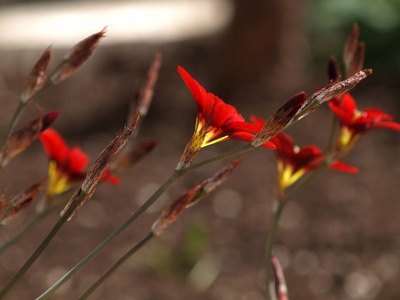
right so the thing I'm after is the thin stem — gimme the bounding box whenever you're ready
[0,190,87,299]
[184,144,254,173]
[36,171,181,300]
[37,144,254,299]
[78,232,155,300]
[264,162,327,299]
[326,114,338,153]
[0,197,67,255]
[1,101,26,149]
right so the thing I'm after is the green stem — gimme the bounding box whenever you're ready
[326,114,338,153]
[264,162,327,299]
[36,171,181,300]
[37,144,254,299]
[0,190,87,299]
[78,232,155,300]
[1,101,26,149]
[0,197,67,255]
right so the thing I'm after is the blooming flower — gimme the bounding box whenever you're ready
[329,93,400,157]
[39,129,119,198]
[176,66,275,169]
[251,116,358,198]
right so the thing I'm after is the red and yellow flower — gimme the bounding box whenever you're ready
[39,129,119,197]
[251,116,358,198]
[329,93,400,157]
[176,66,275,169]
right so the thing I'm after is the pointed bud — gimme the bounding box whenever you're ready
[20,47,52,103]
[41,110,60,132]
[271,255,289,300]
[251,92,307,147]
[187,158,243,208]
[51,28,106,84]
[152,159,242,235]
[327,57,341,83]
[347,42,365,78]
[62,115,139,219]
[0,178,46,224]
[128,51,162,124]
[152,185,201,236]
[110,140,158,172]
[343,24,360,71]
[296,69,372,120]
[0,113,44,167]
[343,24,365,78]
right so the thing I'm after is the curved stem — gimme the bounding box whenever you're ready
[1,102,26,149]
[264,162,327,299]
[78,232,155,300]
[36,171,181,300]
[0,190,87,298]
[0,197,67,255]
[326,114,338,153]
[37,144,255,299]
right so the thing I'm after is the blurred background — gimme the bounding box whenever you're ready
[0,0,400,299]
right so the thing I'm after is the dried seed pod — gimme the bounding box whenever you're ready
[251,92,306,147]
[51,28,106,84]
[61,115,139,220]
[21,47,52,103]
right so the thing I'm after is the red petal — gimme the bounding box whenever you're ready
[329,161,359,173]
[178,66,208,115]
[100,169,121,185]
[230,132,276,149]
[328,101,354,125]
[67,147,89,174]
[340,93,357,113]
[39,129,69,164]
[250,115,266,126]
[369,121,400,131]
[271,132,295,158]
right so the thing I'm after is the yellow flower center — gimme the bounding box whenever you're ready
[47,161,73,197]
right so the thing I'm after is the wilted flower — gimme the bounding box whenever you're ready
[329,93,400,157]
[39,129,119,198]
[176,66,274,170]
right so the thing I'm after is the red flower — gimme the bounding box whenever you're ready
[176,66,275,169]
[251,116,358,198]
[329,93,400,156]
[39,129,119,197]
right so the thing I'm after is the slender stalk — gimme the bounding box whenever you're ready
[326,114,338,153]
[264,163,327,299]
[36,171,181,300]
[0,102,26,148]
[0,190,87,299]
[78,232,155,300]
[0,197,67,255]
[37,144,254,299]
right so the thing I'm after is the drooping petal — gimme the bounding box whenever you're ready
[39,129,69,164]
[329,161,359,173]
[369,121,400,131]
